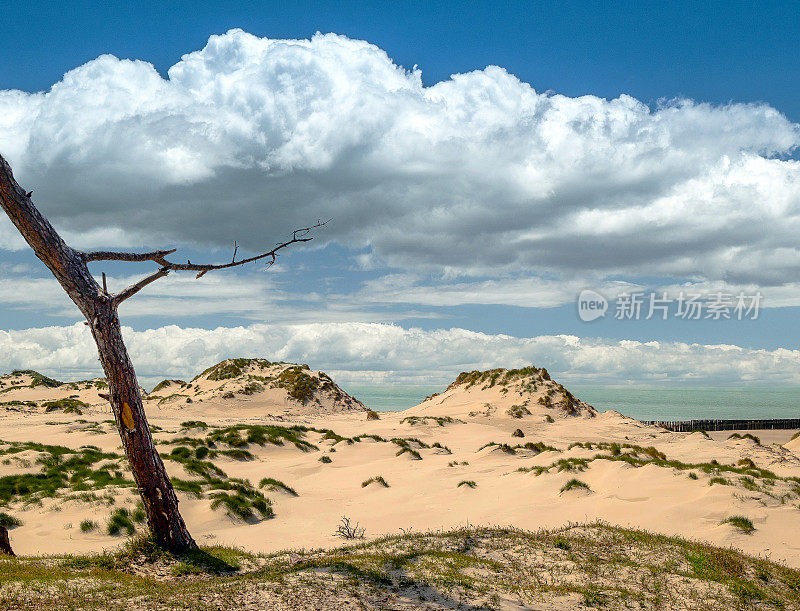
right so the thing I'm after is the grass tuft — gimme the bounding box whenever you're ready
[722,516,756,533]
[361,475,389,488]
[107,508,135,536]
[258,477,298,496]
[0,511,22,527]
[560,478,591,494]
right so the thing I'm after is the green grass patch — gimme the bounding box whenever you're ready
[721,516,756,533]
[107,508,135,536]
[0,511,22,527]
[560,478,591,493]
[258,478,298,496]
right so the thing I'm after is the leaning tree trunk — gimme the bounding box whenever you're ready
[0,154,195,551]
[91,301,194,549]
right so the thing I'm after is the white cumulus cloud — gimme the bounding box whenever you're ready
[0,28,798,298]
[1,322,798,389]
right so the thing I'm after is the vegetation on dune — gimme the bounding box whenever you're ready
[239,381,264,396]
[333,515,365,539]
[195,358,277,382]
[507,404,532,418]
[150,379,187,393]
[478,440,557,455]
[0,441,132,505]
[513,439,800,507]
[451,366,548,390]
[10,369,62,388]
[3,523,798,609]
[0,400,36,408]
[189,359,359,407]
[180,420,208,430]
[721,516,756,533]
[258,478,298,496]
[560,478,591,493]
[207,424,318,452]
[457,480,477,488]
[728,432,761,445]
[42,398,90,413]
[361,475,389,488]
[400,415,465,426]
[209,490,272,521]
[107,507,136,536]
[275,365,319,404]
[160,448,272,522]
[0,511,22,527]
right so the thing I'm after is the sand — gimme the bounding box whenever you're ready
[2,363,800,570]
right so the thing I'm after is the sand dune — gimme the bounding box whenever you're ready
[2,362,800,572]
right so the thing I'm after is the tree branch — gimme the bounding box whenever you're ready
[113,268,170,305]
[84,249,176,262]
[107,220,328,301]
[82,221,327,281]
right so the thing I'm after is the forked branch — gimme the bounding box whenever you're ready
[109,220,328,304]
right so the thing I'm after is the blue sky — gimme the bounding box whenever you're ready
[6,0,800,121]
[4,1,799,121]
[1,1,800,387]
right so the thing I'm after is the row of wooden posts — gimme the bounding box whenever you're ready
[644,418,800,432]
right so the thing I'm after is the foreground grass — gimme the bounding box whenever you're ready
[1,523,799,610]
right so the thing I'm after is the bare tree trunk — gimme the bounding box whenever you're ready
[0,155,195,551]
[91,302,194,549]
[0,526,14,556]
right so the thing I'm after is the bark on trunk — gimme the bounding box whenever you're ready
[0,526,14,556]
[90,302,195,550]
[0,154,195,552]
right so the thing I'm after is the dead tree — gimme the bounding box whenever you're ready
[0,154,321,551]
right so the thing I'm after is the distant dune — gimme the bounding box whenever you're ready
[0,358,367,418]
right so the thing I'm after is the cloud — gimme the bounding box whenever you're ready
[1,28,799,297]
[2,322,798,388]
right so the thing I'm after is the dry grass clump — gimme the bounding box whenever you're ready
[361,475,389,488]
[333,515,365,539]
[507,405,532,418]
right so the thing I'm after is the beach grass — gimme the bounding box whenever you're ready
[1,522,798,609]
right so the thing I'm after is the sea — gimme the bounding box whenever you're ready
[343,385,800,422]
